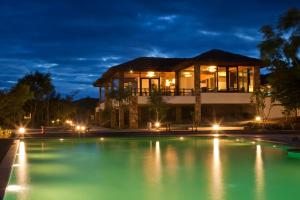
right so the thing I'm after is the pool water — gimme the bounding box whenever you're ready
[4,137,300,200]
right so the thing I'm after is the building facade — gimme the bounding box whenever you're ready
[93,49,264,128]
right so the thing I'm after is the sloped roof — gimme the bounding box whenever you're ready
[175,49,264,70]
[94,49,265,87]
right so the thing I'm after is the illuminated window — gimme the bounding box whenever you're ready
[217,67,227,91]
[201,66,217,92]
[228,67,238,91]
[238,66,248,92]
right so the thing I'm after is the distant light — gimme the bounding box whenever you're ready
[236,139,240,142]
[183,72,192,77]
[212,124,220,131]
[100,137,104,141]
[130,70,133,74]
[18,127,26,134]
[255,116,262,122]
[180,136,184,140]
[13,164,22,167]
[252,141,256,144]
[76,125,80,130]
[51,120,55,124]
[6,185,23,192]
[154,122,160,128]
[59,138,64,141]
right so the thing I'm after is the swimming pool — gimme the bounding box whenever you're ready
[4,137,300,200]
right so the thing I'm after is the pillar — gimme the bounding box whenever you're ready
[118,72,125,129]
[194,64,201,125]
[98,85,102,124]
[129,96,138,129]
[254,67,260,90]
[175,70,180,95]
[175,106,182,124]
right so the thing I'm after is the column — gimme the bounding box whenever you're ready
[175,70,180,95]
[194,64,201,125]
[129,96,138,128]
[254,67,260,90]
[175,106,182,124]
[118,72,125,129]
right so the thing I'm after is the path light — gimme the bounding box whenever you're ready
[18,127,26,134]
[255,116,262,122]
[154,122,160,128]
[212,124,220,131]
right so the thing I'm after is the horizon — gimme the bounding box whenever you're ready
[0,0,299,98]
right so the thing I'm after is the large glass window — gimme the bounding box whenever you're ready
[228,67,238,91]
[179,66,194,95]
[201,66,217,92]
[217,67,227,91]
[249,67,254,92]
[238,67,248,92]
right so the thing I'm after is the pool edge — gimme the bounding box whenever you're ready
[0,140,19,200]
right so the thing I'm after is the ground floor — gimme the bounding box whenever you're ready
[98,103,255,129]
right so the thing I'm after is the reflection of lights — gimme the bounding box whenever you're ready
[146,71,155,78]
[180,137,184,140]
[273,145,276,148]
[211,138,223,200]
[255,144,265,199]
[252,141,256,144]
[18,127,26,134]
[100,137,104,141]
[212,124,220,131]
[154,122,160,128]
[59,138,64,141]
[6,185,23,192]
[13,164,23,167]
[236,139,240,142]
[255,116,262,122]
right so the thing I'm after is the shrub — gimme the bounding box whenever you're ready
[0,127,13,138]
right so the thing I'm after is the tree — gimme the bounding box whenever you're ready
[0,84,33,127]
[259,8,300,120]
[148,87,167,122]
[16,71,54,126]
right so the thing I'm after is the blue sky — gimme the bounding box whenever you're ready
[0,0,299,98]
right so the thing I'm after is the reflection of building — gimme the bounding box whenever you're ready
[93,49,264,128]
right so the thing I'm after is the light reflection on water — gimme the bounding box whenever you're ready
[255,144,265,200]
[211,138,223,200]
[15,141,28,200]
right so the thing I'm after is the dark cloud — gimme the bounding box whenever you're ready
[0,0,299,97]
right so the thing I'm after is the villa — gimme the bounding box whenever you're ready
[93,49,264,128]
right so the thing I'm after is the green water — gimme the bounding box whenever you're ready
[4,137,300,200]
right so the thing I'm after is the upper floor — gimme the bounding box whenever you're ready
[94,49,264,99]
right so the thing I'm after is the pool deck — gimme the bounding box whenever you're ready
[0,140,19,200]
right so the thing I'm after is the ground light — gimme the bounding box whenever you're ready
[255,116,262,122]
[18,127,26,134]
[154,122,160,128]
[212,124,220,131]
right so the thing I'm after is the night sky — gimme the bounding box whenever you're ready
[0,0,299,98]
